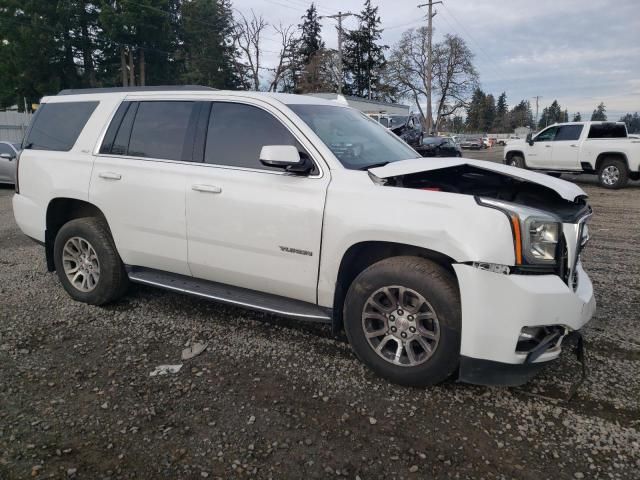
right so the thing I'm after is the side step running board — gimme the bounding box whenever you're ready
[126,266,332,323]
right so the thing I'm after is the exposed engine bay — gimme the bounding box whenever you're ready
[377,164,591,222]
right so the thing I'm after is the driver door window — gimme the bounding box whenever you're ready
[534,127,558,142]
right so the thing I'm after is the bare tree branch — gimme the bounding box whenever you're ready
[235,10,268,91]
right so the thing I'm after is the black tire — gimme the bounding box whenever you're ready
[53,217,128,305]
[507,154,525,168]
[597,157,629,189]
[343,256,461,387]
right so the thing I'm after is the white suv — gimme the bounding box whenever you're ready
[13,87,596,387]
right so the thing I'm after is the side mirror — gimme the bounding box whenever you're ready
[0,153,15,160]
[526,133,534,146]
[259,145,313,175]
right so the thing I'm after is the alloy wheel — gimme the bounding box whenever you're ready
[62,236,101,292]
[361,285,440,367]
[601,165,620,186]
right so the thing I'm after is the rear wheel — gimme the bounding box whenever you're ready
[343,256,461,386]
[598,158,628,189]
[53,217,128,305]
[507,154,525,168]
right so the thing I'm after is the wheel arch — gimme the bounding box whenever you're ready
[331,241,458,335]
[45,198,110,271]
[504,150,525,164]
[595,152,629,172]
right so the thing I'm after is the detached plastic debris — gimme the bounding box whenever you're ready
[181,342,208,361]
[150,364,183,377]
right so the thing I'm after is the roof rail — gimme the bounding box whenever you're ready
[57,85,218,96]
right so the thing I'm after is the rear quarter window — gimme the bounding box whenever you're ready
[25,101,99,151]
[587,123,627,139]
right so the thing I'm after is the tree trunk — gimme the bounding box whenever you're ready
[121,48,128,87]
[80,4,96,87]
[128,48,135,86]
[139,48,146,86]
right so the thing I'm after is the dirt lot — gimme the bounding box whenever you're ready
[1,153,639,479]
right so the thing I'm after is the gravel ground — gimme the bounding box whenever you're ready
[1,153,639,479]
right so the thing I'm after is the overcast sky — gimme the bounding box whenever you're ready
[235,0,640,119]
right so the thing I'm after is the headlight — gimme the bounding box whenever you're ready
[525,218,560,263]
[477,198,562,265]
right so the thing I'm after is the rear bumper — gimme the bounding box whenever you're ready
[453,263,595,385]
[13,193,45,242]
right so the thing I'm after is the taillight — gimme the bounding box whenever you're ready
[15,149,21,194]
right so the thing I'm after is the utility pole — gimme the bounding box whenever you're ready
[418,1,442,135]
[533,95,542,128]
[320,11,357,95]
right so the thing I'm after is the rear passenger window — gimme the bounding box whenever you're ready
[25,101,98,151]
[204,102,299,170]
[588,123,627,139]
[127,102,194,161]
[554,125,583,141]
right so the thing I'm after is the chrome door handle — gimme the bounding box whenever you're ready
[98,172,122,180]
[192,184,222,194]
[570,144,578,147]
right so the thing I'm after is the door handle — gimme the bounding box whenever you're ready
[98,172,122,180]
[570,144,578,147]
[192,184,222,194]
[545,145,552,148]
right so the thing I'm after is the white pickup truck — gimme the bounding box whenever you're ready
[13,87,595,387]
[504,121,640,188]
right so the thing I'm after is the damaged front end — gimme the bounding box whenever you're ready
[369,158,595,386]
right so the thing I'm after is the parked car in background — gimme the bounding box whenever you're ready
[0,141,20,185]
[13,87,595,387]
[416,136,462,157]
[460,138,483,150]
[373,114,423,147]
[504,121,640,189]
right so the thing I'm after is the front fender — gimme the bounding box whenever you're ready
[317,172,515,307]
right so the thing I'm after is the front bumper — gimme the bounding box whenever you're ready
[453,262,596,386]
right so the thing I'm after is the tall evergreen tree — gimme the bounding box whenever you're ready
[591,102,607,121]
[482,93,496,132]
[619,112,640,133]
[465,88,486,132]
[572,112,582,122]
[181,0,243,89]
[509,100,534,130]
[494,92,508,131]
[343,0,387,99]
[295,4,325,93]
[538,99,565,128]
[298,4,324,66]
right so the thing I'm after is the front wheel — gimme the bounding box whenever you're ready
[507,154,525,168]
[343,257,461,386]
[598,158,629,189]
[53,217,129,305]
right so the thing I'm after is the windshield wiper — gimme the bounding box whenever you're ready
[359,161,389,170]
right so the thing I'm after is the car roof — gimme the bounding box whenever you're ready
[43,88,345,109]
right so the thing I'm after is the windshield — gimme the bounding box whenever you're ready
[288,104,419,170]
[422,137,442,145]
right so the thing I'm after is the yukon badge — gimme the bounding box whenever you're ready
[279,246,313,257]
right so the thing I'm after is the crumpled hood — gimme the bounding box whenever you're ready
[368,157,588,202]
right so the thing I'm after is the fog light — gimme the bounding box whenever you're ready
[516,326,565,354]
